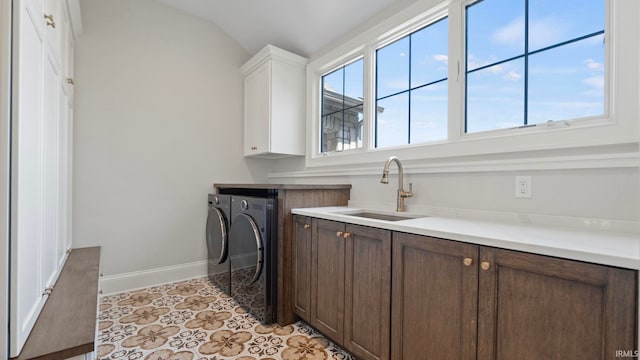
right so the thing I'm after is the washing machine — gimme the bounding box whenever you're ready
[206,194,231,294]
[228,195,277,324]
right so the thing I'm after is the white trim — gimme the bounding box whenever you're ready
[65,0,83,38]
[99,252,258,295]
[270,151,640,179]
[0,0,10,358]
[99,260,209,295]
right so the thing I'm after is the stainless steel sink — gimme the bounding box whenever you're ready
[341,211,422,221]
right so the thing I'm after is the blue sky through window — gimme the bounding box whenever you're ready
[376,17,449,148]
[320,0,605,152]
[466,0,605,132]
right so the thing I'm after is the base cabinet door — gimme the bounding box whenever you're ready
[310,219,345,342]
[301,217,393,359]
[292,215,312,322]
[391,232,479,360]
[344,224,391,360]
[477,247,638,360]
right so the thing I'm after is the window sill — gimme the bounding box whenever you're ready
[274,141,639,179]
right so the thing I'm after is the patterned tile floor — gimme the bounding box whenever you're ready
[97,276,355,360]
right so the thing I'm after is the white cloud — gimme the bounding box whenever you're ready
[583,76,604,88]
[584,59,603,71]
[413,121,439,129]
[528,16,567,49]
[382,78,409,91]
[489,65,504,74]
[504,71,521,81]
[491,15,567,50]
[433,54,448,63]
[492,16,525,46]
[581,89,604,97]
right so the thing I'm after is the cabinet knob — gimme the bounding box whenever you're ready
[342,232,352,238]
[336,231,343,237]
[480,261,491,271]
[251,146,257,150]
[67,78,75,85]
[463,258,473,266]
[44,14,56,28]
[303,224,311,229]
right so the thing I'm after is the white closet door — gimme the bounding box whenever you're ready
[10,4,45,356]
[57,72,69,269]
[42,49,60,289]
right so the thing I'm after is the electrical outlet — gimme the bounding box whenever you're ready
[515,176,532,198]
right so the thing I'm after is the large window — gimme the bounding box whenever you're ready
[308,0,636,168]
[375,17,449,148]
[465,0,605,133]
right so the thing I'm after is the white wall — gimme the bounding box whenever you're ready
[73,0,272,279]
[271,156,640,222]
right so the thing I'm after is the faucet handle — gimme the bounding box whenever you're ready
[401,183,413,198]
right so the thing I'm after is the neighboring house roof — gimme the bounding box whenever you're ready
[322,89,384,113]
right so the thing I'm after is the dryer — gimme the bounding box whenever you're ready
[228,195,277,324]
[206,194,231,294]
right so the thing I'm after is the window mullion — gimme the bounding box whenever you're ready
[408,34,412,145]
[364,45,375,151]
[450,0,464,140]
[524,0,529,125]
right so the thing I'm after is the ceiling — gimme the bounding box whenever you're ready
[155,0,413,58]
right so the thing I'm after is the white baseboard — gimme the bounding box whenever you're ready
[99,260,210,295]
[99,253,256,295]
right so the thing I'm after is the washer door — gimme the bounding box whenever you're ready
[228,213,264,287]
[206,207,228,264]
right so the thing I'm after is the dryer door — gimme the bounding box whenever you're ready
[206,207,228,265]
[228,213,264,295]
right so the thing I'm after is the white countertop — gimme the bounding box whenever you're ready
[292,206,640,270]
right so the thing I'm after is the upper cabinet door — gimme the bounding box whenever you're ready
[241,45,306,159]
[243,61,270,156]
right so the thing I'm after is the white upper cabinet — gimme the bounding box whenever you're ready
[241,45,307,158]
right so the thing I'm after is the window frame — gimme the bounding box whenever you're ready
[463,0,609,134]
[305,0,637,170]
[320,57,366,153]
[374,16,450,148]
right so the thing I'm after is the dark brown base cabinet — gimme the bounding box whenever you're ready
[294,216,391,360]
[293,217,637,360]
[391,232,479,360]
[393,232,637,360]
[215,184,351,325]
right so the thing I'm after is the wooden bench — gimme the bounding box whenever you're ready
[12,247,101,360]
